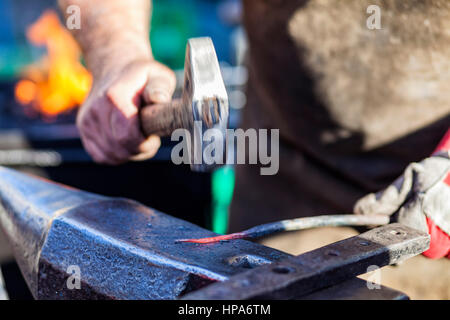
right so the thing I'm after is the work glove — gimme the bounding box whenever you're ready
[354,132,450,259]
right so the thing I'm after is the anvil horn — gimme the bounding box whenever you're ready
[0,166,105,297]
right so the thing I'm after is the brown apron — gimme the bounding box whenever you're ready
[229,0,450,231]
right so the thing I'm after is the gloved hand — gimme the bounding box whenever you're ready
[354,139,450,259]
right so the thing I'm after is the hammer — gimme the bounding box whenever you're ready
[139,37,229,172]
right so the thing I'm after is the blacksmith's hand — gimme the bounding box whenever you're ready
[77,59,176,164]
[354,130,450,259]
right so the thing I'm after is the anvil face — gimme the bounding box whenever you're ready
[0,166,287,299]
[38,199,288,299]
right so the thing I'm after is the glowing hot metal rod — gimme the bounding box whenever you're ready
[176,214,390,244]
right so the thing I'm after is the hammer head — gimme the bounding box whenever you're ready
[181,37,229,172]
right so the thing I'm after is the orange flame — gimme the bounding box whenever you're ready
[15,10,92,117]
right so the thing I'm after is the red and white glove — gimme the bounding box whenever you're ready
[354,129,450,259]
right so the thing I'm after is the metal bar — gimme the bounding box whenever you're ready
[182,223,429,299]
[176,214,390,243]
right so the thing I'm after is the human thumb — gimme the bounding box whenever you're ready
[354,164,415,216]
[143,73,176,105]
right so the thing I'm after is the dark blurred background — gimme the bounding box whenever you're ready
[0,0,247,299]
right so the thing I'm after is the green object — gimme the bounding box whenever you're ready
[0,43,33,79]
[211,166,235,234]
[150,0,197,70]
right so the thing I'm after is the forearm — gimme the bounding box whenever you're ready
[58,0,152,79]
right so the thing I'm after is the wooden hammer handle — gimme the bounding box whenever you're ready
[140,99,190,137]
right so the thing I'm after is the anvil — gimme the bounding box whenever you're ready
[0,166,429,299]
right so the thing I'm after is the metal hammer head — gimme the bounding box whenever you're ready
[181,37,229,172]
[140,37,229,172]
